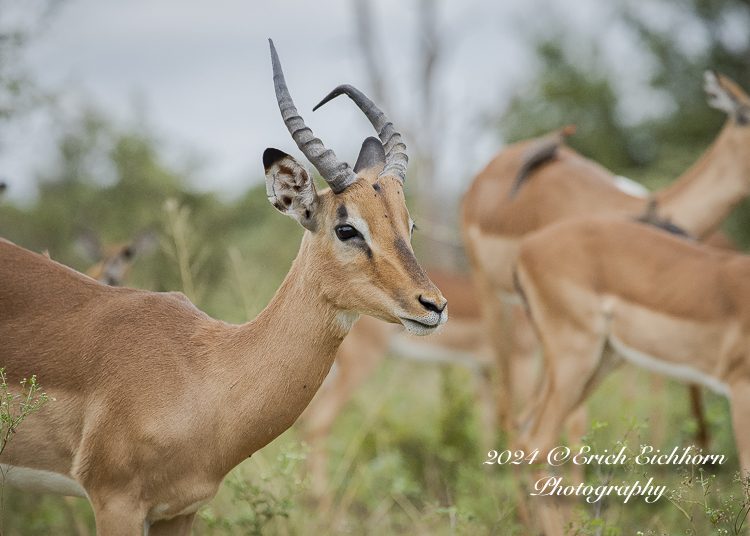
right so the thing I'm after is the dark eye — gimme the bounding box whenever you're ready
[335,225,360,241]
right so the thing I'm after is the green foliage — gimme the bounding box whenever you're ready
[664,468,750,536]
[163,198,211,306]
[198,443,311,536]
[0,369,58,536]
[564,418,647,535]
[437,366,481,495]
[0,368,53,458]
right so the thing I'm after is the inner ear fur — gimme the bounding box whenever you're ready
[264,148,319,231]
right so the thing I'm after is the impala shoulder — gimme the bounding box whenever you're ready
[111,289,209,323]
[163,291,197,307]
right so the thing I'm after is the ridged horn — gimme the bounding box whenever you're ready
[313,84,407,184]
[269,39,357,194]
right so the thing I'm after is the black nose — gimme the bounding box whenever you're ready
[419,295,447,314]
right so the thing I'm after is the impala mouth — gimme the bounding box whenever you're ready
[398,311,447,336]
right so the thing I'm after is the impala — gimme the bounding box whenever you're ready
[0,40,446,535]
[514,216,750,536]
[461,71,750,435]
[79,229,156,286]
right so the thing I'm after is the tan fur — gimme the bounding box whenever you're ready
[461,73,750,436]
[0,156,445,534]
[514,218,750,536]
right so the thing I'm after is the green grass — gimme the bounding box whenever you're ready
[1,343,745,535]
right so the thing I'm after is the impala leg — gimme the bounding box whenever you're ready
[481,289,517,440]
[510,303,542,409]
[91,496,147,536]
[689,384,710,450]
[147,513,197,536]
[519,330,610,536]
[520,340,607,452]
[474,364,497,452]
[648,373,666,446]
[730,381,750,476]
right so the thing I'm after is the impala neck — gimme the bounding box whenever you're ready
[219,235,355,469]
[655,119,750,239]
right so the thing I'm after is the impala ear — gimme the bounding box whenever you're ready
[264,148,319,231]
[705,70,750,124]
[352,137,386,180]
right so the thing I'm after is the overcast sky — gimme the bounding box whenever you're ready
[0,0,648,204]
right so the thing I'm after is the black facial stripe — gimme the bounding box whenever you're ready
[337,204,348,220]
[394,236,428,283]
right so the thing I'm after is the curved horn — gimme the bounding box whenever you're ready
[269,39,357,194]
[314,85,407,184]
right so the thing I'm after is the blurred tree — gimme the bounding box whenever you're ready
[0,103,303,326]
[497,0,750,244]
[499,38,641,173]
[0,1,61,130]
[624,0,750,178]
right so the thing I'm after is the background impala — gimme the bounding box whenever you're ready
[514,216,750,535]
[461,71,750,441]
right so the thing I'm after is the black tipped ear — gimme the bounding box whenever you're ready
[263,148,291,171]
[353,137,386,175]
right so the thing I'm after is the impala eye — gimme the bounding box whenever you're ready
[335,225,360,241]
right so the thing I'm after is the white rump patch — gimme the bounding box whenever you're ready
[0,465,87,497]
[609,335,730,397]
[613,176,650,198]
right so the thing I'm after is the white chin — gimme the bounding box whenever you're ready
[400,318,440,336]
